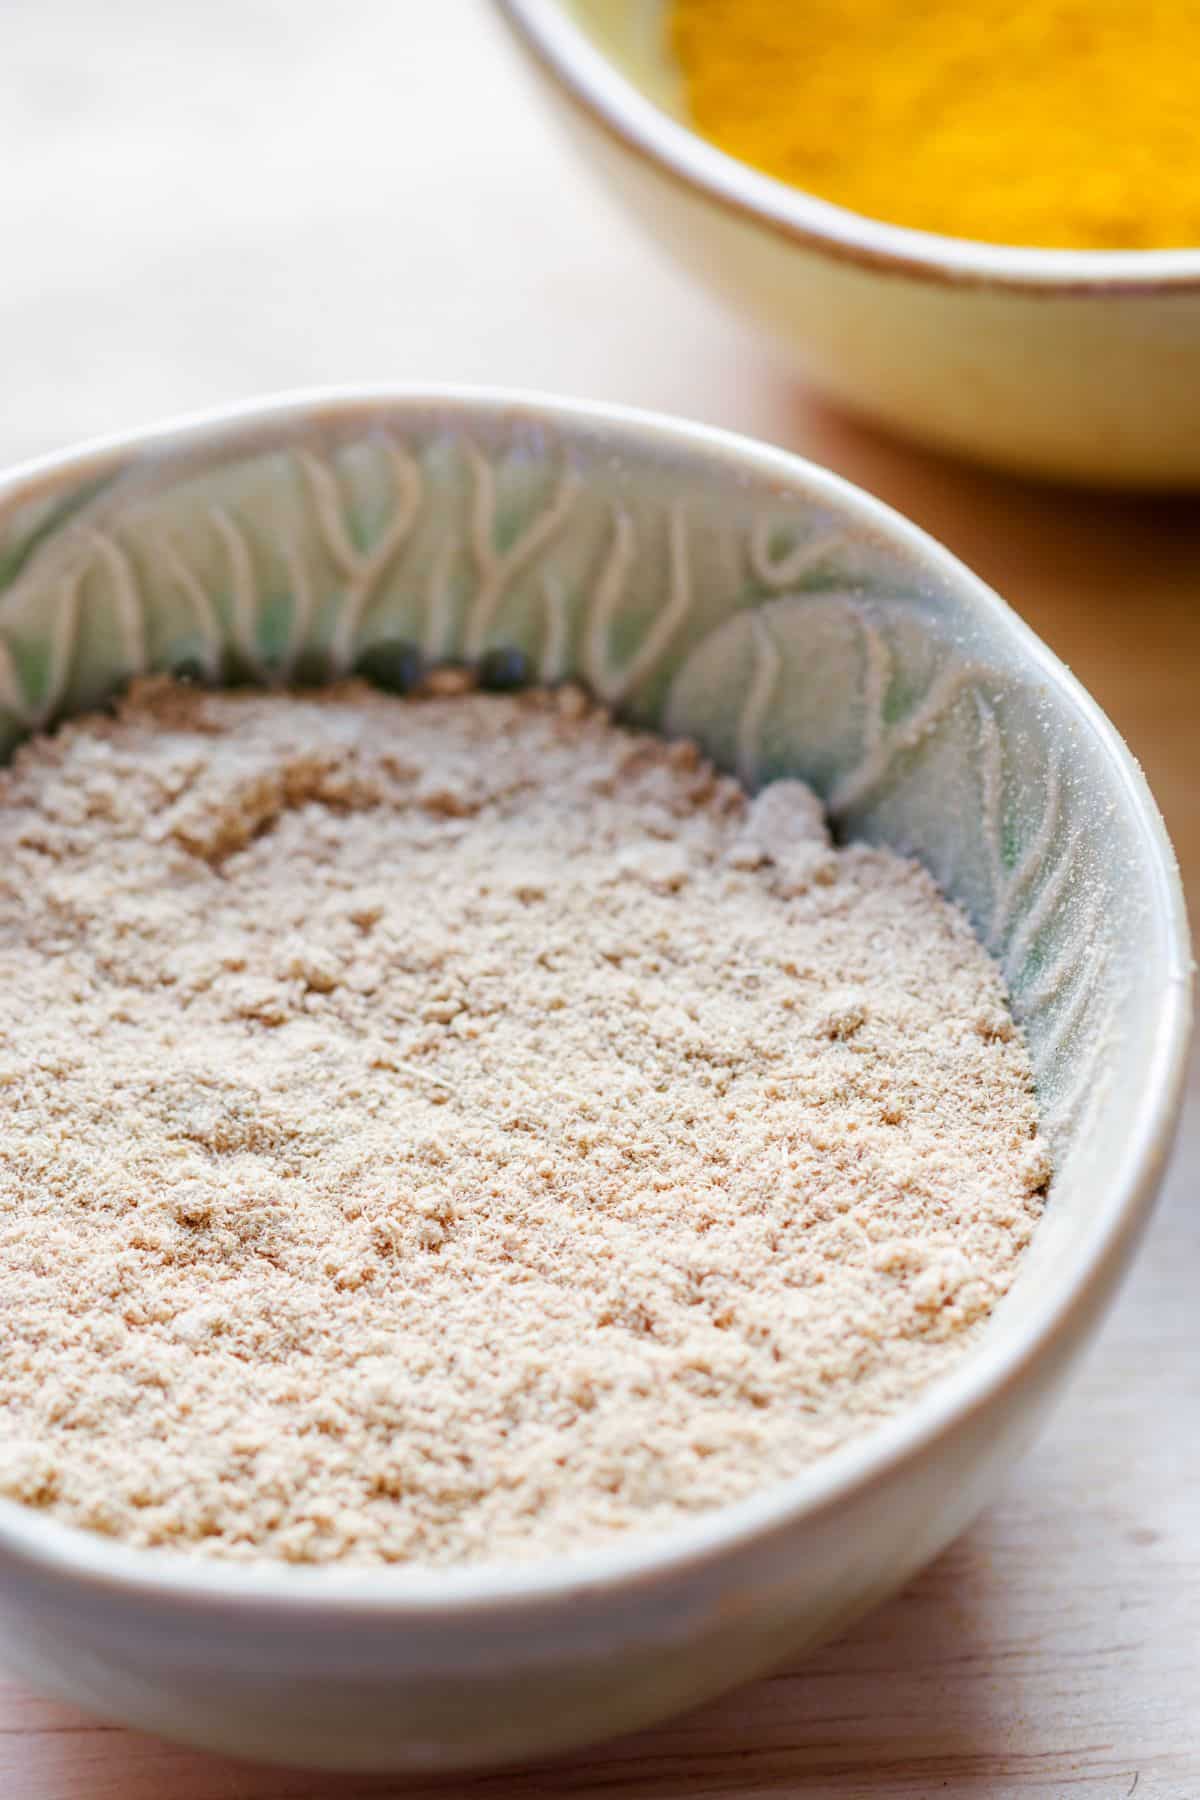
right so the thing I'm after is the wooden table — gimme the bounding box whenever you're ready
[1,5,1196,1794]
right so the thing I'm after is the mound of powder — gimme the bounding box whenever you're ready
[0,676,1047,1565]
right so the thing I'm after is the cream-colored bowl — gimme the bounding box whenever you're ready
[499,0,1200,487]
[0,387,1189,1771]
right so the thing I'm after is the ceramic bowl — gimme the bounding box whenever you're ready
[499,0,1200,488]
[0,387,1188,1771]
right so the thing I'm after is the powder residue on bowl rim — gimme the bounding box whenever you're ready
[0,676,1047,1565]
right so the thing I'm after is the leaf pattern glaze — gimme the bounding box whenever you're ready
[0,410,1126,1153]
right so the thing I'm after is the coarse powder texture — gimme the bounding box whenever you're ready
[0,677,1048,1566]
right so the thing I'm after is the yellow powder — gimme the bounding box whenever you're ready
[671,0,1200,250]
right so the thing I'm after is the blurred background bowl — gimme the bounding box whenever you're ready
[499,0,1200,488]
[0,385,1188,1770]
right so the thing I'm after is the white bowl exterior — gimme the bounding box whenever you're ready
[0,389,1188,1769]
[0,1317,1081,1771]
[512,0,1200,487]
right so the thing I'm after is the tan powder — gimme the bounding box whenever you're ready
[0,677,1047,1565]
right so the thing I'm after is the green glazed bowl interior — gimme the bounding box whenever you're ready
[0,387,1188,1768]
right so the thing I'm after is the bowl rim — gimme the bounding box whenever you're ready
[0,382,1191,1621]
[497,0,1200,295]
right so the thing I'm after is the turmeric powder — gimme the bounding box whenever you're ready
[670,0,1200,250]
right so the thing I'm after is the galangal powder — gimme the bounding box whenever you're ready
[0,677,1047,1565]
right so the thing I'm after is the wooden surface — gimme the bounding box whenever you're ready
[1,4,1197,1795]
